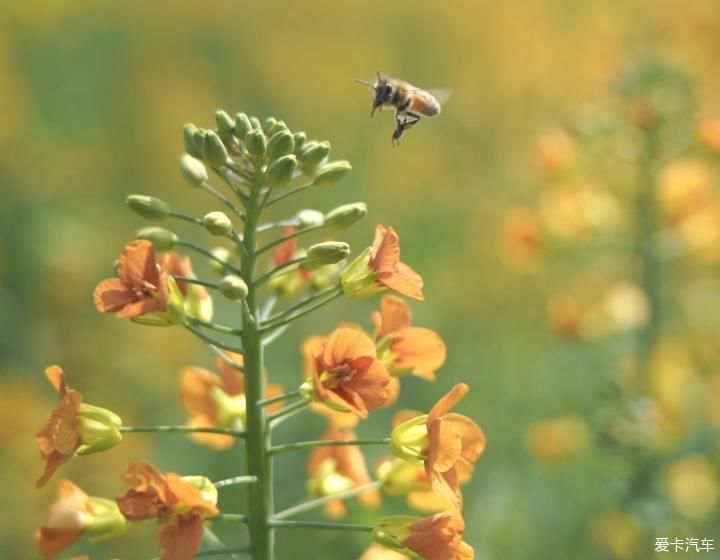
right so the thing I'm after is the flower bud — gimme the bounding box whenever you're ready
[211,385,247,428]
[250,116,262,131]
[310,262,342,291]
[292,131,307,154]
[314,160,352,187]
[263,116,278,134]
[390,414,429,464]
[267,130,295,161]
[85,496,127,543]
[209,246,237,275]
[245,129,267,157]
[180,154,208,187]
[299,141,331,167]
[307,458,354,498]
[181,475,218,506]
[372,516,421,552]
[203,211,234,236]
[136,226,177,251]
[235,112,253,140]
[183,123,202,158]
[266,154,297,188]
[305,242,350,268]
[215,110,235,138]
[340,247,380,299]
[266,269,309,299]
[126,195,171,221]
[76,404,123,455]
[268,119,289,136]
[376,458,426,496]
[323,202,367,231]
[296,209,325,229]
[219,274,249,300]
[202,130,230,167]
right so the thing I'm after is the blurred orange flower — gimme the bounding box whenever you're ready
[180,353,283,449]
[309,327,392,418]
[35,480,125,559]
[424,384,485,509]
[524,415,589,464]
[372,295,446,380]
[697,114,720,152]
[36,366,82,488]
[376,457,452,513]
[534,129,577,178]
[307,427,380,517]
[93,240,169,318]
[499,208,542,271]
[116,460,218,560]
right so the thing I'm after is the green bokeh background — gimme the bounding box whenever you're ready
[2,1,720,558]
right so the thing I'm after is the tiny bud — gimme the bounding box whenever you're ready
[126,195,171,221]
[268,119,289,136]
[219,274,249,300]
[292,131,307,154]
[180,154,208,187]
[263,116,278,134]
[299,140,331,167]
[390,414,430,464]
[305,241,350,268]
[250,116,263,131]
[235,112,253,140]
[267,130,295,161]
[202,130,230,167]
[215,110,235,137]
[136,226,177,250]
[76,403,123,455]
[183,123,202,158]
[209,246,236,275]
[323,202,367,231]
[245,129,267,157]
[313,160,352,187]
[266,154,297,188]
[203,211,234,236]
[296,209,325,228]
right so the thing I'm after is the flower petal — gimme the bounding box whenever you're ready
[322,328,376,367]
[180,367,221,419]
[158,516,204,560]
[93,278,136,313]
[373,295,413,337]
[379,263,424,301]
[118,240,160,289]
[391,327,446,380]
[428,384,469,425]
[370,225,400,274]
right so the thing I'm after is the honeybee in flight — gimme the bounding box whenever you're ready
[356,73,451,145]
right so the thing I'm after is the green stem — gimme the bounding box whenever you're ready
[214,476,257,488]
[169,210,204,225]
[274,481,383,520]
[253,257,306,287]
[268,520,374,532]
[208,344,245,370]
[262,286,342,325]
[270,438,390,456]
[268,399,310,426]
[187,315,243,336]
[265,182,316,207]
[214,513,250,523]
[176,239,243,276]
[120,425,245,437]
[172,275,221,290]
[257,219,298,233]
[260,288,343,333]
[215,167,250,206]
[261,324,290,347]
[258,390,302,407]
[202,526,241,560]
[240,165,275,560]
[194,546,252,558]
[199,181,246,222]
[256,225,324,256]
[184,321,245,353]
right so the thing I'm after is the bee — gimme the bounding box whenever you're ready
[355,72,451,145]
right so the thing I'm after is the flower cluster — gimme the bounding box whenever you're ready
[34,109,484,559]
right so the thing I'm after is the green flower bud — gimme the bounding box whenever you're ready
[180,154,208,187]
[372,515,421,553]
[296,209,325,228]
[299,141,330,167]
[304,241,350,269]
[245,129,267,157]
[215,110,235,138]
[181,475,219,506]
[266,154,297,188]
[76,403,123,455]
[202,130,230,167]
[310,262,342,291]
[84,496,127,543]
[183,123,202,158]
[313,160,352,187]
[126,195,171,221]
[389,414,430,464]
[323,202,367,231]
[209,246,236,275]
[203,211,234,236]
[263,116,278,134]
[136,226,177,251]
[268,119,289,136]
[250,116,262,131]
[292,132,307,154]
[267,130,295,161]
[235,112,252,140]
[219,274,249,300]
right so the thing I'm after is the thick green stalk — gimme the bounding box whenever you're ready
[240,166,274,560]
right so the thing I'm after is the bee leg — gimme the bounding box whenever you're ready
[402,112,421,129]
[392,116,409,146]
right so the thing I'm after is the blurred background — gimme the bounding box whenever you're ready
[3,0,720,558]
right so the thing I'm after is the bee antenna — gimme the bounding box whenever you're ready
[354,79,372,87]
[376,71,382,82]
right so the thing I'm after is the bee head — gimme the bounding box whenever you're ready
[371,76,394,117]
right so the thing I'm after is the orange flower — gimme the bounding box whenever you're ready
[341,225,424,301]
[307,327,392,418]
[372,295,446,380]
[163,252,213,322]
[180,353,283,449]
[116,460,218,560]
[93,240,170,318]
[36,366,122,488]
[499,208,542,271]
[376,457,452,513]
[391,384,485,509]
[35,480,125,559]
[307,427,380,517]
[374,511,473,560]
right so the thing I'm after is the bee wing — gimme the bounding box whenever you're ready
[426,89,452,106]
